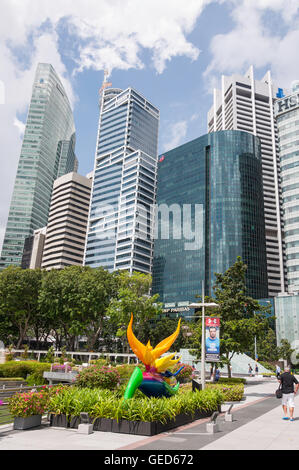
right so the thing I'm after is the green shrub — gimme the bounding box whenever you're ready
[8,385,64,418]
[171,363,194,380]
[90,358,111,367]
[259,361,276,373]
[26,372,48,386]
[207,383,244,402]
[0,361,51,379]
[115,363,145,380]
[45,346,55,364]
[47,386,223,423]
[76,365,120,390]
[218,377,246,384]
[9,390,49,418]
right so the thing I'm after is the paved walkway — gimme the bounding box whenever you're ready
[0,376,298,450]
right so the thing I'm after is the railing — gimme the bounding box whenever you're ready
[7,349,140,364]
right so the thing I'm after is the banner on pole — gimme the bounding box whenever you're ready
[205,317,220,362]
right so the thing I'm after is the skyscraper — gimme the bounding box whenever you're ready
[152,131,268,307]
[84,86,159,274]
[275,82,299,293]
[41,172,92,270]
[0,63,77,269]
[207,66,286,297]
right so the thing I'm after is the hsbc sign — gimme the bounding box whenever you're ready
[275,93,299,116]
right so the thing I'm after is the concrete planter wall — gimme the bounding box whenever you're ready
[13,415,42,430]
[49,408,218,436]
[43,371,78,385]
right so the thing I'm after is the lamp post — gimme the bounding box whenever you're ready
[189,281,219,390]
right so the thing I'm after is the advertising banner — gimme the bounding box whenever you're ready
[205,317,220,362]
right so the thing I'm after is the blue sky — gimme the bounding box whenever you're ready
[71,1,235,176]
[1,0,299,250]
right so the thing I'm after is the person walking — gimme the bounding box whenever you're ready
[278,366,299,421]
[248,364,253,376]
[255,364,259,376]
[214,368,220,383]
[276,364,281,378]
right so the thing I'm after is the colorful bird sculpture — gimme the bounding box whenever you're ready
[123,314,184,399]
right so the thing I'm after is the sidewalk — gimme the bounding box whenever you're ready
[0,377,297,450]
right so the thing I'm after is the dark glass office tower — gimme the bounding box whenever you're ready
[152,130,268,305]
[0,63,77,269]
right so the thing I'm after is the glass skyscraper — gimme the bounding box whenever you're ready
[152,130,268,307]
[0,63,77,269]
[84,87,159,273]
[207,67,286,297]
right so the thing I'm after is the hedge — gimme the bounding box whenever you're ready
[0,361,51,379]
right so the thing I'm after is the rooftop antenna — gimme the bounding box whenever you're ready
[99,69,112,95]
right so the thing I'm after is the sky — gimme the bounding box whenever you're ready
[1,0,299,251]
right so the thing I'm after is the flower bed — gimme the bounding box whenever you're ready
[47,386,223,435]
[51,364,72,372]
[171,363,194,381]
[9,391,49,418]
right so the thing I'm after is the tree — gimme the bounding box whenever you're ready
[106,271,162,353]
[213,257,272,376]
[0,267,42,348]
[248,328,279,362]
[38,266,118,350]
[190,257,272,377]
[277,339,295,366]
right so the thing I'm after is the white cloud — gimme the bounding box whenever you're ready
[163,120,188,152]
[0,0,212,251]
[13,118,26,137]
[205,0,299,88]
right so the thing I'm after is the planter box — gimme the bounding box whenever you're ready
[43,371,78,385]
[14,415,42,430]
[49,408,218,436]
[49,413,69,428]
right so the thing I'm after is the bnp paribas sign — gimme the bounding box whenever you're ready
[275,93,299,116]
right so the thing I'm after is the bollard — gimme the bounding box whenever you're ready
[77,412,93,435]
[206,411,219,433]
[225,404,234,422]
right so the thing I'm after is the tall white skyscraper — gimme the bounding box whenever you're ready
[207,66,287,297]
[84,86,159,274]
[275,82,299,293]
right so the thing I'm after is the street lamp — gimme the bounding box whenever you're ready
[189,280,219,390]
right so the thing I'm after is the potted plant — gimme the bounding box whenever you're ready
[8,390,49,430]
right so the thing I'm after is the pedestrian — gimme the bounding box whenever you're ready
[248,364,253,376]
[276,364,281,379]
[214,368,220,383]
[255,364,259,376]
[279,366,299,421]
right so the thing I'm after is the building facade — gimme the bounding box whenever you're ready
[152,131,268,307]
[207,66,286,297]
[275,83,299,293]
[84,86,159,274]
[0,63,77,270]
[275,293,299,365]
[21,226,47,269]
[41,172,92,270]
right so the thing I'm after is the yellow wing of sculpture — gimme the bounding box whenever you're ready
[127,314,181,370]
